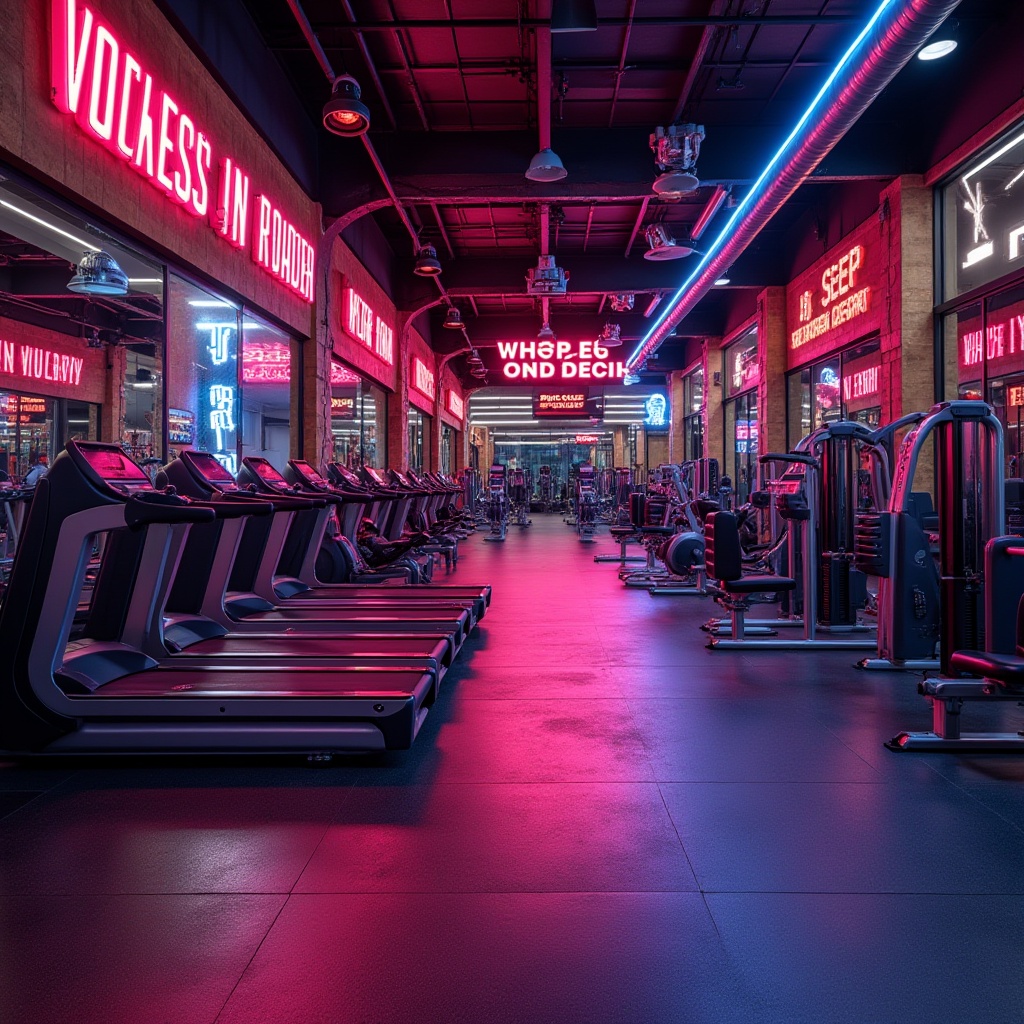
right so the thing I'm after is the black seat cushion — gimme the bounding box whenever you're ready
[722,574,796,594]
[640,526,676,536]
[609,526,635,538]
[950,650,1024,688]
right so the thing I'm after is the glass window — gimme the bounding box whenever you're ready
[441,425,455,474]
[941,119,1024,301]
[241,315,293,471]
[729,390,758,504]
[122,349,161,461]
[682,366,705,460]
[724,327,758,399]
[408,408,430,471]
[166,275,240,476]
[787,367,811,448]
[331,361,388,469]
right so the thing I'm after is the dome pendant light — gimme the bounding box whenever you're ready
[413,244,442,276]
[322,75,371,137]
[67,250,129,296]
[443,306,464,329]
[525,148,568,182]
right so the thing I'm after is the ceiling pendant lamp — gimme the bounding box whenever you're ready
[413,244,442,276]
[598,322,622,347]
[67,250,129,296]
[443,306,464,329]
[525,148,568,182]
[537,321,556,342]
[642,224,699,261]
[322,75,371,137]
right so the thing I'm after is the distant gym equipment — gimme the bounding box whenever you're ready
[485,463,509,542]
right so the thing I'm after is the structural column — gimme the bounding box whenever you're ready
[757,287,788,463]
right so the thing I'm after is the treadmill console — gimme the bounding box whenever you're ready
[242,457,292,492]
[290,460,330,490]
[75,443,154,495]
[326,463,363,489]
[363,467,386,486]
[182,450,238,488]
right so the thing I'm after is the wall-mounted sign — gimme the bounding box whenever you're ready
[948,121,1024,297]
[786,226,882,367]
[0,338,84,386]
[841,351,881,409]
[331,361,361,386]
[488,341,626,383]
[447,391,464,419]
[644,390,669,430]
[1007,384,1024,407]
[574,434,600,444]
[533,390,605,418]
[50,0,315,302]
[735,419,759,454]
[412,356,436,400]
[241,339,289,384]
[195,322,237,475]
[343,288,394,365]
[167,408,195,445]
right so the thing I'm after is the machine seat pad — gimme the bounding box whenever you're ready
[720,575,796,594]
[950,650,1024,688]
[609,526,636,538]
[640,526,676,536]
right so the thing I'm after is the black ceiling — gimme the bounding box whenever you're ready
[165,0,1022,383]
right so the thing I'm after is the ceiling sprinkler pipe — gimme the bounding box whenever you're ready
[626,0,963,372]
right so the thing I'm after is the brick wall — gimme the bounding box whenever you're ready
[1,0,320,339]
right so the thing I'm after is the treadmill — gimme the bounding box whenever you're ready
[160,452,474,648]
[276,458,490,618]
[0,443,440,754]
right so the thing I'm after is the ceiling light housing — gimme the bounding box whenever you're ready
[714,274,731,286]
[598,322,622,347]
[551,0,597,33]
[525,148,568,182]
[67,250,129,296]
[322,75,371,137]
[413,244,442,276]
[650,123,705,197]
[443,306,464,329]
[917,38,957,59]
[526,255,569,295]
[609,293,635,312]
[643,224,699,261]
[537,321,556,342]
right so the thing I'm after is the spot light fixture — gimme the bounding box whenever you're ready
[443,306,464,329]
[413,244,442,276]
[322,75,371,137]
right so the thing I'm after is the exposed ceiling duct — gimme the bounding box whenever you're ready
[626,0,964,372]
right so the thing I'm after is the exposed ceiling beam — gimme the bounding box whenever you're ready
[303,16,861,31]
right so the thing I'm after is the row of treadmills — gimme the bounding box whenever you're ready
[0,441,490,757]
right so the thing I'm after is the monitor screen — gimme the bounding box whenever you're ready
[186,451,237,484]
[250,459,287,484]
[292,461,328,487]
[364,467,385,484]
[81,446,149,482]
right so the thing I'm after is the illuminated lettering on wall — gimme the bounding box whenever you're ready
[959,304,1024,374]
[491,340,625,383]
[532,391,605,418]
[49,0,314,302]
[842,365,880,402]
[412,357,436,400]
[0,338,84,386]
[343,288,394,365]
[447,391,464,419]
[791,244,872,350]
[574,434,600,444]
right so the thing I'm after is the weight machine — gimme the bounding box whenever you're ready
[509,467,532,528]
[484,463,509,542]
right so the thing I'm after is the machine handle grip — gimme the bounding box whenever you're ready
[758,452,818,467]
[191,499,275,519]
[125,493,217,528]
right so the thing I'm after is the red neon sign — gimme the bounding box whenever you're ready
[492,341,625,383]
[791,244,872,350]
[0,338,84,386]
[842,365,880,402]
[1008,385,1024,408]
[447,391,464,419]
[574,434,600,444]
[50,0,314,302]
[241,342,360,385]
[412,357,436,400]
[343,288,394,365]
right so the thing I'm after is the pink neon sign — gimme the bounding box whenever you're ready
[0,338,84,386]
[447,391,464,419]
[241,341,361,385]
[412,357,436,400]
[50,0,314,302]
[343,288,394,365]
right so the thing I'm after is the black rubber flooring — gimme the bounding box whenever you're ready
[3,513,1024,1023]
